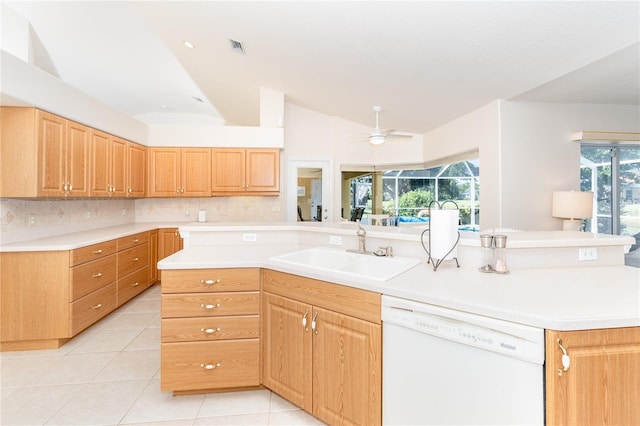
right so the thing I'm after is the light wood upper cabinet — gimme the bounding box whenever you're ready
[0,107,90,197]
[262,270,382,426]
[211,148,279,195]
[65,120,91,197]
[127,141,146,197]
[545,327,640,426]
[37,111,67,196]
[110,136,127,197]
[148,148,210,197]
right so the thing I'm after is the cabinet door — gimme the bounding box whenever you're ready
[262,292,313,412]
[111,137,127,196]
[312,306,381,426]
[65,121,90,197]
[182,148,211,196]
[546,328,640,426]
[246,149,279,193]
[148,148,180,196]
[149,230,158,284]
[37,110,66,196]
[158,228,183,261]
[127,142,146,197]
[90,129,111,196]
[211,148,245,192]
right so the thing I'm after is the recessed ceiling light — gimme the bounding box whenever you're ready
[229,39,245,54]
[183,40,195,49]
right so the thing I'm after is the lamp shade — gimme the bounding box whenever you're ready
[552,191,593,219]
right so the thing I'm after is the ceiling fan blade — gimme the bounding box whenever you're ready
[380,129,396,136]
[386,133,413,139]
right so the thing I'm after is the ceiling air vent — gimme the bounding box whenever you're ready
[229,39,245,55]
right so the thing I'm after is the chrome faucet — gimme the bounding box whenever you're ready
[356,219,367,253]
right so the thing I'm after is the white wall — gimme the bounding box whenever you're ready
[423,100,640,231]
[500,101,640,231]
[423,101,501,229]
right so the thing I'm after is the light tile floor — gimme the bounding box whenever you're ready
[0,285,325,425]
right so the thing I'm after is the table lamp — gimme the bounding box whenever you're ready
[552,191,594,231]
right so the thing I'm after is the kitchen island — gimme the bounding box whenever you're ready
[157,223,639,426]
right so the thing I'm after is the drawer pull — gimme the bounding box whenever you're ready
[92,303,103,310]
[133,238,139,243]
[133,257,139,262]
[200,362,221,370]
[131,282,140,287]
[92,273,103,278]
[201,327,221,334]
[200,279,221,285]
[201,303,221,310]
[93,249,103,254]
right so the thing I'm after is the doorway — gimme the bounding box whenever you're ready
[287,160,332,223]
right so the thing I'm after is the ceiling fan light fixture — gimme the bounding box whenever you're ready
[369,134,386,145]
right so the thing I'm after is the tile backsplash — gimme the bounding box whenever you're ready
[0,198,135,244]
[135,196,285,223]
[0,196,285,244]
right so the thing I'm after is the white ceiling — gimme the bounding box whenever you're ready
[4,1,640,134]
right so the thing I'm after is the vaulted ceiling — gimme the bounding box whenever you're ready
[3,1,639,134]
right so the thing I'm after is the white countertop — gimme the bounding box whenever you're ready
[0,222,186,251]
[158,244,640,332]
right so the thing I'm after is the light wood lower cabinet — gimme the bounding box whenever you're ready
[545,327,640,426]
[0,231,152,351]
[262,270,382,426]
[158,228,183,261]
[160,268,261,393]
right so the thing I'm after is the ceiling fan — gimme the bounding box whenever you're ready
[367,106,412,145]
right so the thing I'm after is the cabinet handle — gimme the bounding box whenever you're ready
[201,327,221,334]
[62,183,68,191]
[556,338,571,376]
[302,311,309,330]
[200,279,221,285]
[201,303,221,310]
[176,189,180,193]
[69,185,72,191]
[311,312,319,335]
[133,257,139,262]
[91,303,103,310]
[200,362,221,370]
[92,272,103,278]
[93,249,103,254]
[131,282,140,287]
[133,238,139,243]
[128,187,132,193]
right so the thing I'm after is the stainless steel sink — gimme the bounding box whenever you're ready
[270,247,421,281]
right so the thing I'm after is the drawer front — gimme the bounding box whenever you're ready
[70,254,117,301]
[161,268,260,294]
[117,266,150,306]
[161,340,260,391]
[117,243,149,277]
[70,240,117,266]
[117,231,149,251]
[70,282,117,335]
[162,292,260,318]
[162,315,260,342]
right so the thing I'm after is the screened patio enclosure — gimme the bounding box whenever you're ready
[345,160,480,226]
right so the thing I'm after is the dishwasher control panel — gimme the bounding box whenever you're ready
[381,295,545,364]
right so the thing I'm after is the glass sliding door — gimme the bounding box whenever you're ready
[581,144,640,267]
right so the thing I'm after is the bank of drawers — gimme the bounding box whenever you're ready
[69,240,118,334]
[116,232,150,306]
[69,232,151,335]
[161,268,261,392]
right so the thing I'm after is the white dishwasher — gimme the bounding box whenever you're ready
[382,295,545,425]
